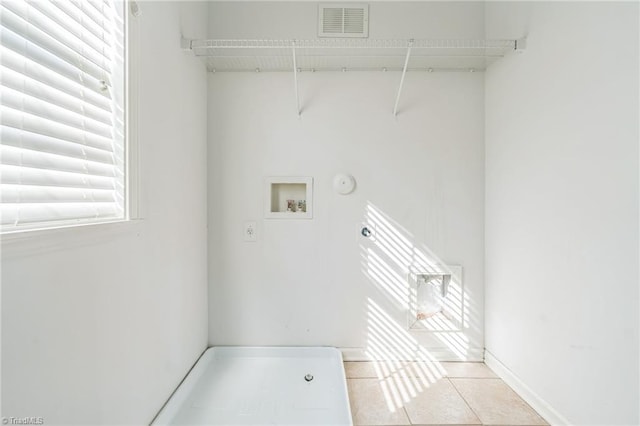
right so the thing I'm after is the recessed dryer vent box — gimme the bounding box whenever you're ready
[265,176,313,219]
[408,265,463,332]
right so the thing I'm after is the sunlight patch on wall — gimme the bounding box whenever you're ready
[360,202,477,361]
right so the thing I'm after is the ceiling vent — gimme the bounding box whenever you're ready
[318,4,369,38]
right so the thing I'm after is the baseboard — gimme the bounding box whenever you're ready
[484,350,571,426]
[340,347,484,362]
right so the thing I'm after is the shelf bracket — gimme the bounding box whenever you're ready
[292,41,301,117]
[180,37,192,52]
[393,39,413,117]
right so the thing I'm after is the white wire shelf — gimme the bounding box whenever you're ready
[186,38,523,72]
[185,37,525,116]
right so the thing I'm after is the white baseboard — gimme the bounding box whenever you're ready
[484,350,571,426]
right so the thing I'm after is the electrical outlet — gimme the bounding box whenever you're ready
[244,221,257,242]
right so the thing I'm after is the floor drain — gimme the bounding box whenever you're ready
[304,374,314,382]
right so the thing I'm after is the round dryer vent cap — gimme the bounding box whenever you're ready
[333,173,356,195]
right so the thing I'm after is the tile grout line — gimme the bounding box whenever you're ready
[448,377,485,426]
[401,405,412,426]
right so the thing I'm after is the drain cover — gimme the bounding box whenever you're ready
[304,374,314,382]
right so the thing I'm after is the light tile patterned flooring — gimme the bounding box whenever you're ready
[344,361,548,426]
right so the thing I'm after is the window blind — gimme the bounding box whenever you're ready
[0,0,126,232]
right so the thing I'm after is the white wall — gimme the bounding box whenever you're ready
[1,2,209,424]
[208,1,484,39]
[485,2,639,424]
[208,2,487,360]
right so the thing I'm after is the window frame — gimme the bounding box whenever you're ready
[0,0,139,237]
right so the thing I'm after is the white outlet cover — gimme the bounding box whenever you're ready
[333,173,356,195]
[244,221,257,242]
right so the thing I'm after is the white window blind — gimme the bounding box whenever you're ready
[0,0,126,232]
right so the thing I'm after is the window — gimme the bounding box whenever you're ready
[0,0,128,233]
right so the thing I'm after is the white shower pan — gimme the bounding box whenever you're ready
[152,346,353,426]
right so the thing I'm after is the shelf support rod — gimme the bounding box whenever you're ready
[292,41,301,117]
[180,37,192,52]
[393,39,413,117]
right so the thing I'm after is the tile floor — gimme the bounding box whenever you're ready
[344,361,548,426]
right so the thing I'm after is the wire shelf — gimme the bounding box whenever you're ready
[188,37,525,116]
[190,38,516,50]
[188,38,519,72]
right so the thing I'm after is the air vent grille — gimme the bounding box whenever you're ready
[322,8,343,34]
[344,8,365,34]
[319,4,369,38]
